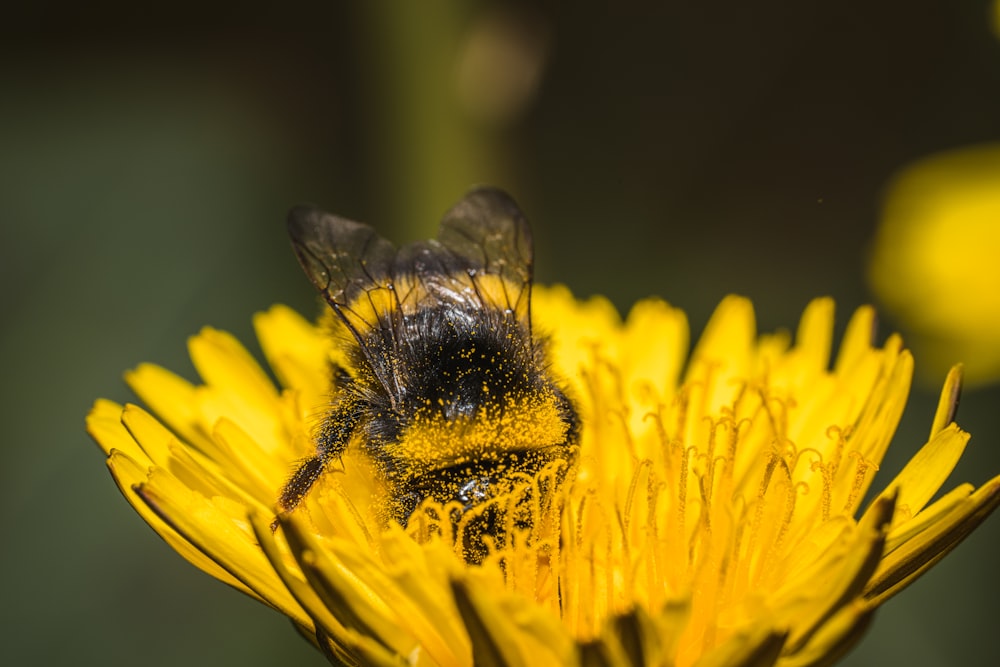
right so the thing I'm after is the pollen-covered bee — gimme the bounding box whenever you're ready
[279,187,578,559]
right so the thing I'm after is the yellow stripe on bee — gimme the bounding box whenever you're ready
[386,394,570,479]
[333,273,526,338]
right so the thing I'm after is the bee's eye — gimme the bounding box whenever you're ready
[402,463,498,511]
[388,462,499,528]
[457,477,492,507]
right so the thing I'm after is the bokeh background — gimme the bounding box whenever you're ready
[3,1,1000,665]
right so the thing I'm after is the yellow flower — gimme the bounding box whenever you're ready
[869,144,1000,387]
[88,287,1000,666]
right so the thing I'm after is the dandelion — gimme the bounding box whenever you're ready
[869,144,1000,387]
[90,285,1000,666]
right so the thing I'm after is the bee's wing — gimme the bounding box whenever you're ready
[396,187,535,323]
[287,205,398,333]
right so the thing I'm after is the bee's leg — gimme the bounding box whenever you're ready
[276,397,361,515]
[277,455,329,513]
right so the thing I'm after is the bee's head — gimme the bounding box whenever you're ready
[388,446,574,563]
[382,384,578,562]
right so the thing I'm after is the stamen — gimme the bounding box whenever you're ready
[809,454,834,523]
[645,473,664,611]
[613,507,633,605]
[721,494,750,607]
[672,385,692,446]
[756,456,795,588]
[825,424,849,474]
[759,388,787,443]
[611,408,638,463]
[623,458,652,535]
[679,445,693,531]
[843,450,878,515]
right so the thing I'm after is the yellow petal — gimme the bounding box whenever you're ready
[694,626,786,667]
[882,483,973,556]
[451,576,573,667]
[866,475,1000,605]
[341,633,411,667]
[125,363,214,452]
[106,450,254,598]
[621,297,689,396]
[792,297,835,374]
[189,326,279,402]
[87,399,146,461]
[378,531,473,666]
[279,516,422,659]
[775,496,894,653]
[678,297,758,491]
[832,305,876,375]
[874,423,970,524]
[253,304,332,411]
[210,416,290,502]
[687,295,755,396]
[249,512,355,658]
[843,346,914,507]
[929,364,963,438]
[533,284,622,393]
[778,601,873,667]
[120,404,233,500]
[137,469,308,625]
[188,327,286,455]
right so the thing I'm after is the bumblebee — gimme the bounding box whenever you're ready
[279,187,578,559]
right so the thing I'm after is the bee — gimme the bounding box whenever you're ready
[279,187,578,559]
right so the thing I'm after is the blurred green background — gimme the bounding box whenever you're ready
[3,1,1000,665]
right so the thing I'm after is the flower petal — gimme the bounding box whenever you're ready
[622,297,689,397]
[865,474,1000,605]
[249,512,362,664]
[87,399,146,461]
[278,515,423,660]
[778,602,873,667]
[105,449,254,596]
[694,626,787,667]
[686,295,756,409]
[533,284,622,394]
[929,364,963,438]
[89,400,259,597]
[136,469,309,625]
[188,326,286,455]
[253,304,333,417]
[776,495,894,653]
[792,297,835,374]
[125,363,214,452]
[873,423,971,524]
[832,305,877,375]
[210,416,291,504]
[451,577,523,667]
[450,575,577,667]
[254,305,330,390]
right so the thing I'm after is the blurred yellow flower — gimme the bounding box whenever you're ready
[869,144,1000,387]
[89,288,1000,666]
